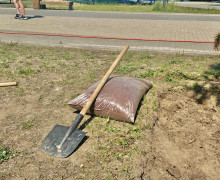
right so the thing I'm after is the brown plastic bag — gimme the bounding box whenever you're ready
[68,77,153,123]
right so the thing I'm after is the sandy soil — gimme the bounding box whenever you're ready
[1,81,219,180]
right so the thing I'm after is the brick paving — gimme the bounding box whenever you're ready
[0,6,220,54]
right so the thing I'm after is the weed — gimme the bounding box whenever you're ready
[47,66,57,73]
[203,70,220,79]
[175,69,187,79]
[109,126,120,133]
[65,57,74,61]
[138,70,155,78]
[192,56,204,61]
[124,165,134,179]
[152,1,164,11]
[25,62,32,66]
[0,60,9,68]
[89,73,96,79]
[131,127,137,132]
[6,42,17,47]
[18,68,35,75]
[0,146,10,163]
[74,62,79,68]
[150,88,156,96]
[127,127,141,139]
[167,87,174,91]
[104,120,120,133]
[26,55,32,59]
[0,49,16,61]
[147,123,153,129]
[152,99,158,111]
[20,119,34,130]
[16,87,24,96]
[124,165,130,173]
[119,138,128,148]
[0,146,15,163]
[113,153,123,162]
[145,55,153,59]
[116,66,137,74]
[140,53,154,60]
[105,117,110,125]
[58,62,67,67]
[169,60,183,64]
[72,93,80,99]
[38,95,43,101]
[165,74,173,82]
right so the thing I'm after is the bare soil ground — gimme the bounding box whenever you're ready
[0,42,219,179]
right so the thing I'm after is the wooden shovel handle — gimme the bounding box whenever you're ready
[0,82,17,87]
[80,45,129,116]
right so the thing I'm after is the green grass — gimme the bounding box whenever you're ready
[138,70,156,78]
[0,146,16,163]
[74,2,220,14]
[0,146,11,163]
[203,70,220,79]
[116,66,138,74]
[18,68,35,76]
[20,120,34,130]
[0,60,9,68]
[32,1,220,14]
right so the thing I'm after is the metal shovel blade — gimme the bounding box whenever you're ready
[41,125,86,158]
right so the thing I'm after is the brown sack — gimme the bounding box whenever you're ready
[68,76,153,123]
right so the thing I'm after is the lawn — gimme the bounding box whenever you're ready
[72,2,220,14]
[0,42,219,179]
[19,0,220,14]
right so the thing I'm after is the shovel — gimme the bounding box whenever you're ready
[41,45,129,158]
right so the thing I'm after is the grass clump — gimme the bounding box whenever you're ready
[0,146,11,163]
[138,70,156,78]
[20,120,34,130]
[116,66,137,74]
[0,146,16,163]
[0,60,9,68]
[18,68,35,75]
[169,60,183,64]
[203,70,220,79]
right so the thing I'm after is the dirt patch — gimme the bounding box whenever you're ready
[141,89,219,179]
[0,42,219,179]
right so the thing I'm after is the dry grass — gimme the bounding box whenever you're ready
[0,42,220,179]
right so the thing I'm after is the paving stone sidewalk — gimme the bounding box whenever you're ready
[0,6,220,54]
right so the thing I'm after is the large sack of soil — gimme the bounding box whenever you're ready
[68,77,153,123]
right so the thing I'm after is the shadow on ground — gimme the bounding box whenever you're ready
[185,63,220,106]
[28,15,44,19]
